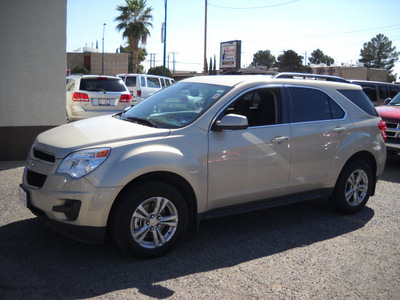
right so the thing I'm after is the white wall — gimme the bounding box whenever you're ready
[0,0,66,160]
[0,0,66,127]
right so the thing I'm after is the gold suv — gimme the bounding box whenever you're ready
[20,75,386,258]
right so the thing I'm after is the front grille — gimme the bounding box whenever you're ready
[33,147,55,163]
[386,122,398,129]
[26,170,47,188]
[383,120,400,145]
[386,137,400,144]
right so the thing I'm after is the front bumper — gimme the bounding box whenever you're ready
[20,150,122,244]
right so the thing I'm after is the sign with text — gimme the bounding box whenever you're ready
[220,40,241,70]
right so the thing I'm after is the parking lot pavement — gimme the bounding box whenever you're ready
[1,155,399,299]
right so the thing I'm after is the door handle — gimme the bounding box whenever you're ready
[272,136,289,144]
[333,126,347,132]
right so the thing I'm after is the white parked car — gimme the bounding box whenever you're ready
[66,75,132,122]
[117,73,175,105]
[20,75,386,258]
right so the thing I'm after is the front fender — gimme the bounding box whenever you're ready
[85,132,209,212]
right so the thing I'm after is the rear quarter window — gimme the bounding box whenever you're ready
[338,89,378,116]
[288,87,345,123]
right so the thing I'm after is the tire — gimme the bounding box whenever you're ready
[110,181,188,258]
[330,159,373,214]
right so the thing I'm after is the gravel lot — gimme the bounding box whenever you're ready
[1,155,399,299]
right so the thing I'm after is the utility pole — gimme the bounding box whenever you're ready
[163,0,167,76]
[203,0,207,75]
[102,23,106,75]
[149,53,157,68]
[169,52,178,74]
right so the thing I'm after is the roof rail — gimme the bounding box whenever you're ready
[274,72,349,83]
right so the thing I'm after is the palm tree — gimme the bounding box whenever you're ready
[115,0,153,73]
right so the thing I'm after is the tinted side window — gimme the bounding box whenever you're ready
[356,84,377,102]
[125,76,137,87]
[338,89,378,116]
[389,85,400,98]
[288,87,344,123]
[147,77,161,88]
[224,88,282,127]
[379,85,389,99]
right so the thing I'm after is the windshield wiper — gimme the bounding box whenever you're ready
[125,116,159,128]
[87,88,106,93]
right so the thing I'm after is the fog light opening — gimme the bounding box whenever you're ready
[53,200,81,221]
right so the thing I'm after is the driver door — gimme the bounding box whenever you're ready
[207,87,291,210]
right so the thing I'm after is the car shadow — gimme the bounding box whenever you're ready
[0,161,25,171]
[0,199,374,299]
[381,153,400,183]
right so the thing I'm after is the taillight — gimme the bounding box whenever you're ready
[378,120,387,142]
[120,94,132,103]
[137,90,141,97]
[73,92,89,102]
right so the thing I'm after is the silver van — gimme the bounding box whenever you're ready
[117,73,175,105]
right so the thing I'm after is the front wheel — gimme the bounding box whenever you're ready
[110,181,188,258]
[330,159,373,214]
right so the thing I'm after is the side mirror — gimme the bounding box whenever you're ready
[384,98,392,105]
[214,114,248,131]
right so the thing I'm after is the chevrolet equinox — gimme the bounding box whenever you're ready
[20,75,387,258]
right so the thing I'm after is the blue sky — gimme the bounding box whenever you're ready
[67,0,400,79]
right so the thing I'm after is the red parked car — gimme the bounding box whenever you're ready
[376,94,400,154]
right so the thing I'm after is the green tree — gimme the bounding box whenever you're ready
[148,66,173,78]
[360,34,398,69]
[277,50,308,72]
[251,50,276,68]
[213,54,217,74]
[309,49,335,66]
[115,0,153,73]
[70,65,90,74]
[360,34,399,82]
[119,45,147,73]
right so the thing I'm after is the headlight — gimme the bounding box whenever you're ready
[57,148,110,178]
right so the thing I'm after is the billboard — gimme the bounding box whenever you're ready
[220,40,241,70]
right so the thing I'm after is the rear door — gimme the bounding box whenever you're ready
[286,86,352,194]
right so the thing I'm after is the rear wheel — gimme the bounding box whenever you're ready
[330,159,373,214]
[110,181,188,258]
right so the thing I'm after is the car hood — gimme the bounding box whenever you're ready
[35,115,171,158]
[376,105,400,122]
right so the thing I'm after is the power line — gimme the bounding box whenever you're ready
[208,0,299,10]
[300,24,400,40]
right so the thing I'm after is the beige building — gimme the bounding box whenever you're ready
[311,65,388,82]
[67,52,128,75]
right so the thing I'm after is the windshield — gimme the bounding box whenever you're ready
[389,93,400,106]
[122,82,232,128]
